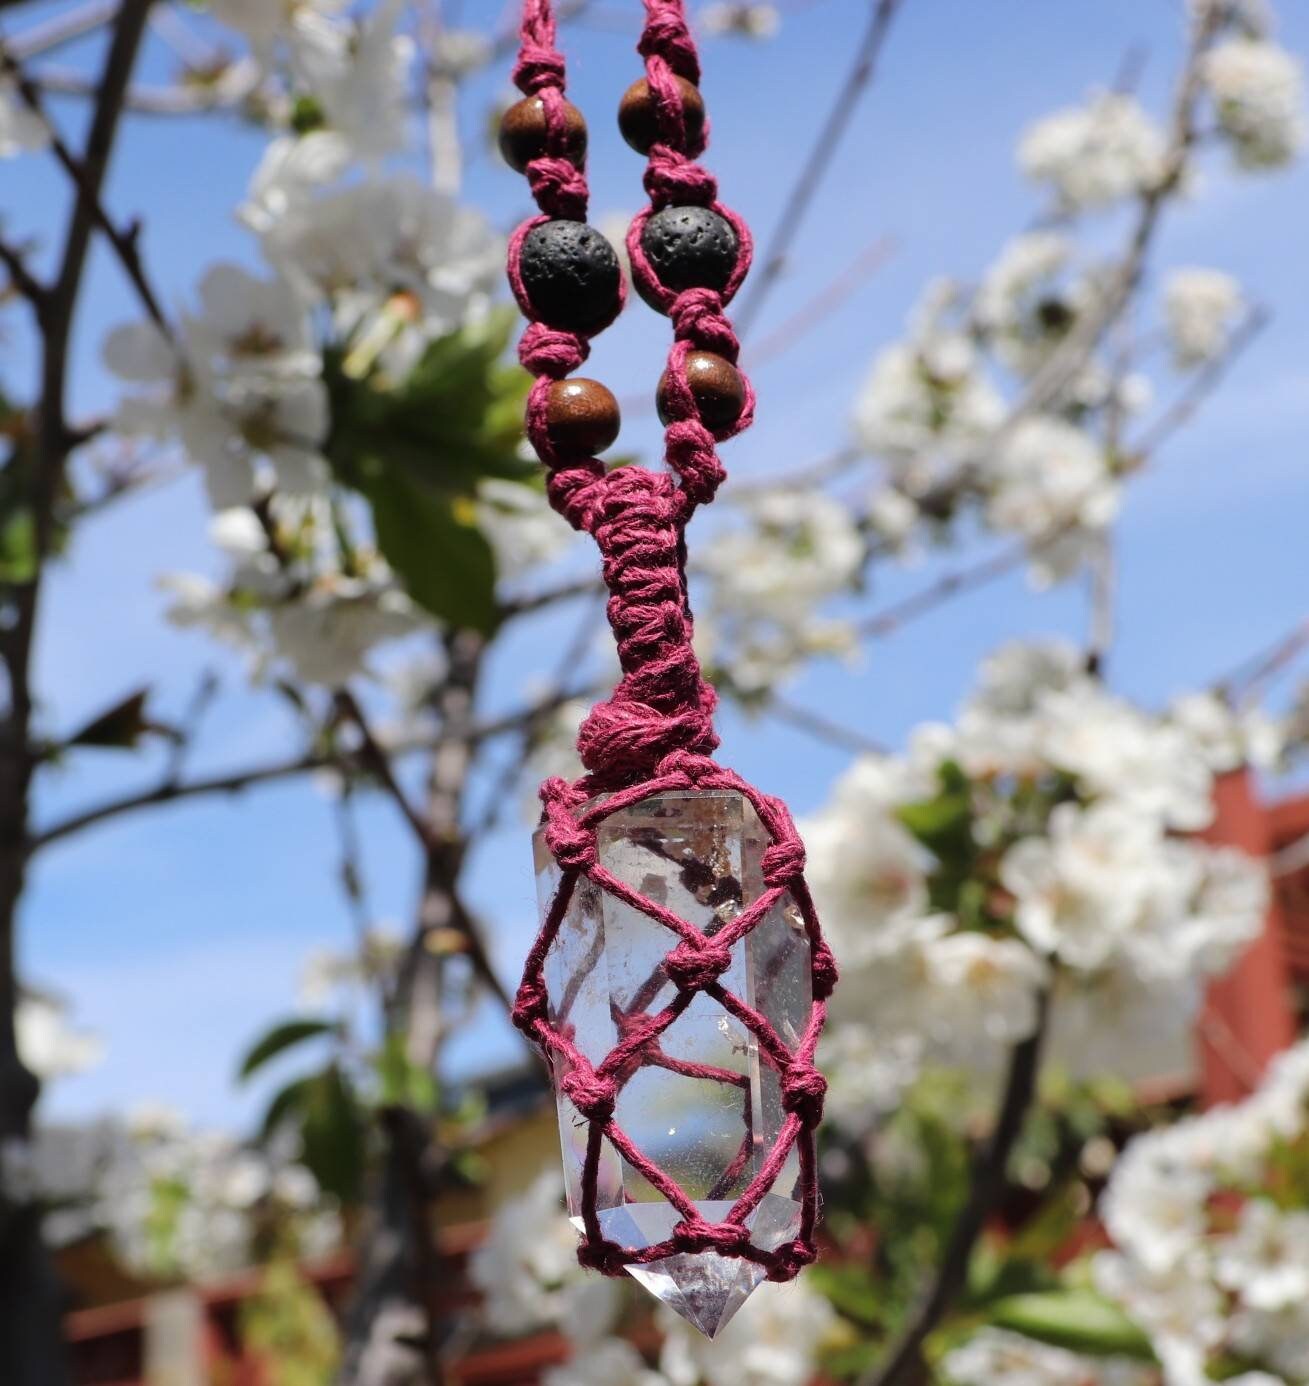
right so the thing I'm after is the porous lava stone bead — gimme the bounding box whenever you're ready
[546,378,621,455]
[657,351,745,431]
[519,220,622,334]
[498,95,587,173]
[617,75,706,155]
[638,205,738,306]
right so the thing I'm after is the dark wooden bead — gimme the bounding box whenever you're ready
[657,351,745,430]
[638,206,738,307]
[519,220,622,334]
[498,95,587,173]
[617,75,706,155]
[546,378,621,455]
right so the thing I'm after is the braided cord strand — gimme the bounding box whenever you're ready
[506,0,836,1286]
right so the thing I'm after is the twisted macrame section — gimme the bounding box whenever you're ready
[508,0,835,1284]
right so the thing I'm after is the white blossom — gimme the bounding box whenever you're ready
[1167,689,1284,771]
[703,490,863,619]
[1204,38,1306,169]
[853,338,1004,491]
[1018,91,1168,210]
[544,1338,666,1386]
[1002,801,1173,971]
[1036,681,1214,830]
[299,927,404,1008]
[93,1115,339,1283]
[468,1170,618,1343]
[1048,965,1199,1085]
[818,1022,924,1134]
[0,76,48,158]
[699,3,781,39]
[1163,268,1246,367]
[658,1277,835,1386]
[289,0,415,161]
[698,489,863,691]
[260,175,501,336]
[984,416,1117,585]
[919,930,1048,1060]
[476,479,574,582]
[943,1326,1152,1386]
[15,992,103,1082]
[1096,1040,1309,1381]
[802,757,932,976]
[975,232,1081,377]
[1214,1199,1309,1313]
[209,0,344,53]
[104,264,329,505]
[240,132,353,234]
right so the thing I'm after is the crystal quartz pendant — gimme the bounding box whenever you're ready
[533,789,813,1337]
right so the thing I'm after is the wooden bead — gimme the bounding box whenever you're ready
[657,351,745,431]
[519,220,622,334]
[498,95,587,173]
[617,75,706,155]
[546,378,621,455]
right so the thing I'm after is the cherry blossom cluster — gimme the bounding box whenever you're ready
[803,641,1282,1134]
[848,7,1304,585]
[1095,1039,1309,1384]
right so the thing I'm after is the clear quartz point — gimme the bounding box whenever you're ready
[533,789,813,1338]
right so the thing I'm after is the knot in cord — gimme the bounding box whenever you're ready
[673,1218,751,1255]
[560,1069,617,1122]
[663,939,733,992]
[766,1239,818,1282]
[761,838,806,888]
[811,941,839,1000]
[781,1066,828,1127]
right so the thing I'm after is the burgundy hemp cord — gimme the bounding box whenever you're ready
[504,0,837,1284]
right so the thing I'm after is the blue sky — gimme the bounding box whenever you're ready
[4,0,1307,1130]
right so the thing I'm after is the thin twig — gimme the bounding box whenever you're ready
[733,0,908,338]
[0,40,174,339]
[5,0,118,61]
[746,235,897,370]
[853,295,1266,646]
[859,989,1052,1386]
[1128,305,1269,459]
[334,689,436,850]
[0,237,44,305]
[1214,617,1309,705]
[760,690,889,756]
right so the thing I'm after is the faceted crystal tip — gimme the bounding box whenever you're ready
[573,1195,800,1338]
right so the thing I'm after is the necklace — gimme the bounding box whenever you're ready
[502,0,836,1338]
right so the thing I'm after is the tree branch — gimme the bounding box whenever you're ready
[0,39,174,340]
[859,988,1052,1386]
[733,0,908,338]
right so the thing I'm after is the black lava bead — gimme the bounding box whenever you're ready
[519,220,621,335]
[638,206,738,306]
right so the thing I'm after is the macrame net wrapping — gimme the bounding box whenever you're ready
[508,0,837,1287]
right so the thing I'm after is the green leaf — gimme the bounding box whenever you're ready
[987,1291,1155,1360]
[0,506,35,583]
[367,469,498,633]
[324,309,532,499]
[322,311,531,633]
[239,1018,337,1082]
[374,1030,439,1114]
[297,1063,366,1204]
[259,1074,316,1144]
[257,1064,366,1203]
[66,688,152,750]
